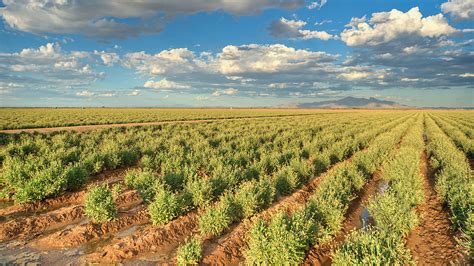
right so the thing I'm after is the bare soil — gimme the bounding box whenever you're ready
[83,212,199,263]
[405,152,462,264]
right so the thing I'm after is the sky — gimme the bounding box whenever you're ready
[0,0,473,108]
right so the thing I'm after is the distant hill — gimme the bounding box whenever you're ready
[297,96,408,109]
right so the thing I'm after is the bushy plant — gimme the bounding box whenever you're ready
[199,194,240,236]
[149,189,184,226]
[176,238,202,265]
[235,179,275,218]
[245,209,316,265]
[84,185,117,223]
[124,169,161,203]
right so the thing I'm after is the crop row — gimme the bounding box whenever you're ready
[424,115,473,255]
[430,114,473,158]
[332,114,425,264]
[241,115,415,264]
[435,114,474,139]
[0,108,326,130]
[0,113,404,203]
[122,113,408,229]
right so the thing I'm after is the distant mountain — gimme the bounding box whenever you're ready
[297,97,408,109]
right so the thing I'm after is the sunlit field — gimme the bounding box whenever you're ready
[0,110,471,264]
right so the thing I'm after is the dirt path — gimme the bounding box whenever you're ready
[0,114,322,134]
[303,171,383,265]
[405,152,460,264]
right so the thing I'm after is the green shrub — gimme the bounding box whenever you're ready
[332,228,412,265]
[186,178,215,208]
[84,185,117,223]
[235,179,275,218]
[65,165,88,191]
[149,189,184,226]
[245,209,316,265]
[124,170,160,203]
[199,194,240,236]
[176,238,202,265]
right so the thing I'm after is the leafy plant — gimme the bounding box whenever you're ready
[84,185,117,223]
[176,238,203,265]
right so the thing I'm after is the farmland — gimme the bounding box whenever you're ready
[0,109,472,265]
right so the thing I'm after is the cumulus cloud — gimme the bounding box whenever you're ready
[307,0,327,10]
[441,0,474,21]
[76,90,94,97]
[0,42,103,90]
[0,0,306,39]
[268,17,335,40]
[143,79,191,89]
[76,90,117,97]
[341,7,457,47]
[212,88,239,96]
[94,51,119,66]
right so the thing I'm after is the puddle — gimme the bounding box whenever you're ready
[115,225,142,239]
[0,200,14,209]
[359,180,390,230]
[82,235,113,254]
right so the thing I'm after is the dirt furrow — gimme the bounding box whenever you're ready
[303,171,383,265]
[34,205,149,249]
[405,152,460,264]
[83,212,198,263]
[0,190,140,242]
[0,167,130,220]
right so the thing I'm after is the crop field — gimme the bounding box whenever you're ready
[0,110,472,265]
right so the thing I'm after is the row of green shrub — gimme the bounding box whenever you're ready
[431,114,473,158]
[243,115,415,264]
[171,114,413,265]
[332,114,425,265]
[425,116,473,257]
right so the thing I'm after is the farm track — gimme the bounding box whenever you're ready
[0,113,327,134]
[405,151,461,264]
[0,167,132,219]
[0,190,141,242]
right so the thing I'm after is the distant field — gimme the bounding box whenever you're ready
[0,108,333,130]
[0,111,471,264]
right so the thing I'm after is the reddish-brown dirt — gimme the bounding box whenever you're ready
[83,212,199,263]
[0,190,140,242]
[406,152,461,264]
[34,205,149,248]
[303,171,382,265]
[0,167,130,219]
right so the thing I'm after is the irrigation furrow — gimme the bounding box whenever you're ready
[0,190,140,241]
[405,151,459,264]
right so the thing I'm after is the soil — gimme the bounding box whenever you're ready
[0,190,140,242]
[303,171,383,265]
[405,152,462,264]
[83,212,199,263]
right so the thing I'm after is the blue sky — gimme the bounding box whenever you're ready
[0,0,473,107]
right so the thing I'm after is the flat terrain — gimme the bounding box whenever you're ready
[0,110,471,265]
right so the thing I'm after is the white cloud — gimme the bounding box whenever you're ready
[341,7,457,47]
[441,0,474,21]
[212,88,238,96]
[94,51,119,66]
[129,89,141,96]
[76,90,94,97]
[308,0,327,10]
[195,96,209,101]
[0,0,305,39]
[143,79,191,89]
[215,44,337,75]
[459,73,474,77]
[268,17,335,40]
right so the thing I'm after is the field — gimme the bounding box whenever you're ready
[0,109,472,265]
